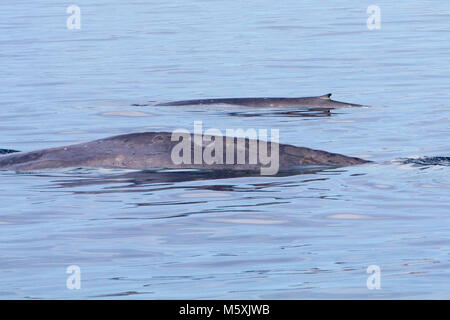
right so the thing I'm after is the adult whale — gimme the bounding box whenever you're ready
[0,132,369,172]
[156,93,365,108]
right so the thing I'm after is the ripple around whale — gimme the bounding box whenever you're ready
[154,93,366,109]
[0,132,369,172]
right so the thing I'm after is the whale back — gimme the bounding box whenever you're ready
[0,132,369,171]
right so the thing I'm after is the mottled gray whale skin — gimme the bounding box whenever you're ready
[0,132,369,171]
[156,93,364,108]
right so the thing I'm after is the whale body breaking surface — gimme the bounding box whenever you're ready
[0,132,369,172]
[156,93,365,108]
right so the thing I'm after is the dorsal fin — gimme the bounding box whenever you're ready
[319,93,332,100]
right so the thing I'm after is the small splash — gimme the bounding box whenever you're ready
[328,213,370,220]
[210,218,287,225]
[400,156,450,166]
[227,109,332,118]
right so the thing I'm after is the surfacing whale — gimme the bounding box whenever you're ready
[0,132,369,172]
[156,93,364,108]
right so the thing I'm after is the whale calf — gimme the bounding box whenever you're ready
[0,132,369,172]
[156,93,364,108]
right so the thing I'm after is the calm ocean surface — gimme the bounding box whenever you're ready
[0,0,449,299]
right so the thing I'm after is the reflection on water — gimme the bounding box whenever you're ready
[226,109,332,118]
[401,156,450,167]
[131,102,334,118]
[47,167,334,192]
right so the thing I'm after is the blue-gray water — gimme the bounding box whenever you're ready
[0,1,449,299]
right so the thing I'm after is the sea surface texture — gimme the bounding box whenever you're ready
[0,1,449,299]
